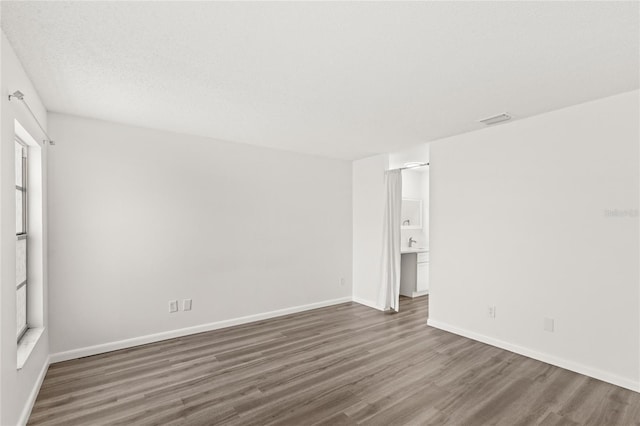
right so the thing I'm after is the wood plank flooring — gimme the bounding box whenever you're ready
[29,297,640,425]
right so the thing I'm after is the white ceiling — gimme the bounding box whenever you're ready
[1,1,638,160]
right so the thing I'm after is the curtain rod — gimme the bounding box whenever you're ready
[388,162,429,172]
[8,90,55,146]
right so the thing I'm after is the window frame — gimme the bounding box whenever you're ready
[16,138,28,342]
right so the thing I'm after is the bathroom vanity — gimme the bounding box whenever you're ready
[400,248,429,298]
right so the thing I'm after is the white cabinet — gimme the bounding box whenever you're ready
[400,251,429,298]
[416,261,429,292]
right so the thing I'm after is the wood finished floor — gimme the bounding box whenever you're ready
[30,296,640,426]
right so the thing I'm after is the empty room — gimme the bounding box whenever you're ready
[0,1,639,425]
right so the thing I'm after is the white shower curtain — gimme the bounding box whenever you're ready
[379,169,402,312]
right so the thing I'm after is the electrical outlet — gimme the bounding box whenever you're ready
[544,317,554,332]
[169,300,178,313]
[488,306,496,319]
[183,299,192,311]
[340,277,345,286]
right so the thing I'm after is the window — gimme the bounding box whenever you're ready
[14,121,45,368]
[16,139,28,341]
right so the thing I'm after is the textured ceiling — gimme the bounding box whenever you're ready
[1,1,638,160]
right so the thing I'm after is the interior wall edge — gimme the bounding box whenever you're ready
[427,319,640,393]
[351,297,384,311]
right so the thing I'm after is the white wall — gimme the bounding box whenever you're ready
[46,113,352,357]
[388,143,429,171]
[1,31,50,425]
[352,154,388,309]
[428,91,639,391]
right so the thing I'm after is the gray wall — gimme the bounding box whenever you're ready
[1,31,50,426]
[428,91,639,390]
[47,113,353,357]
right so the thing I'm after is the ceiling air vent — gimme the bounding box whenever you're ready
[478,113,511,126]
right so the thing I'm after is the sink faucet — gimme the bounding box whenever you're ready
[408,237,417,248]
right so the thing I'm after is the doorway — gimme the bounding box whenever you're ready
[399,166,429,300]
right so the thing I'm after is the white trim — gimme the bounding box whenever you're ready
[351,296,384,311]
[18,355,50,426]
[17,328,45,370]
[50,297,352,363]
[427,318,640,393]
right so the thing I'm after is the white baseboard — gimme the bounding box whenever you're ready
[427,318,639,393]
[50,296,352,363]
[18,355,50,426]
[351,296,383,311]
